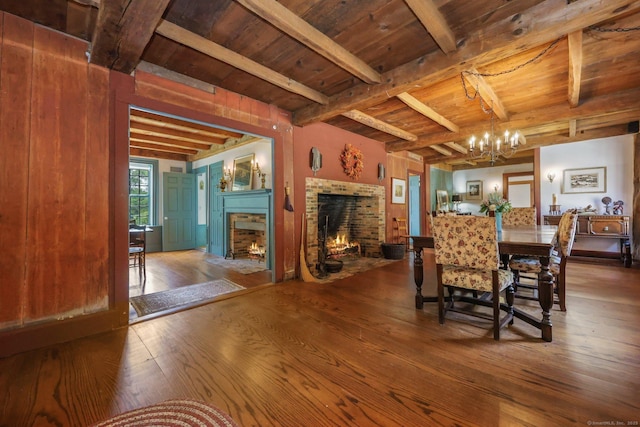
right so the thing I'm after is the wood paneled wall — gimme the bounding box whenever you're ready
[0,13,110,329]
[0,10,425,355]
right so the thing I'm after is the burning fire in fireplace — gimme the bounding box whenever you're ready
[327,234,360,257]
[248,242,266,261]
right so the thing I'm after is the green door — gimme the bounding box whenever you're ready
[163,172,196,251]
[209,161,224,256]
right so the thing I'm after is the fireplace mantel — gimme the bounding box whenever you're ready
[221,189,272,268]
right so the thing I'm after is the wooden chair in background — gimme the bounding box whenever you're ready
[508,211,578,311]
[393,217,411,251]
[129,225,147,279]
[502,207,537,226]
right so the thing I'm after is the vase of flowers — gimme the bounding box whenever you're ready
[480,192,512,231]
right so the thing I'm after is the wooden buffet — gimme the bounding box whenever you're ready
[543,214,631,267]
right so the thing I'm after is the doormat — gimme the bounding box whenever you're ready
[130,279,245,317]
[205,255,268,274]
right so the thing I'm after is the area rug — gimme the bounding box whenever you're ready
[130,279,245,317]
[205,255,268,274]
[91,398,239,427]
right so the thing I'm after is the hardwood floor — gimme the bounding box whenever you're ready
[128,250,273,321]
[2,252,639,426]
[130,249,273,295]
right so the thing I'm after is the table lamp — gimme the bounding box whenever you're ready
[451,194,462,212]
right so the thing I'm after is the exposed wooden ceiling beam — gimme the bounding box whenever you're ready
[129,140,199,155]
[130,147,188,162]
[429,145,453,156]
[128,131,215,150]
[131,110,243,140]
[444,141,469,155]
[461,68,508,121]
[386,87,640,151]
[129,122,225,146]
[567,30,583,108]
[569,119,578,137]
[155,20,329,105]
[396,92,459,132]
[293,0,640,125]
[235,0,381,84]
[341,110,418,141]
[524,124,630,148]
[404,0,457,54]
[90,0,170,73]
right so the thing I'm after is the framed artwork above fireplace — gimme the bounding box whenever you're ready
[232,154,254,191]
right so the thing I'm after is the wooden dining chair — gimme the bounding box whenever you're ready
[502,207,537,226]
[432,216,515,340]
[393,217,411,251]
[508,211,577,311]
[129,225,147,278]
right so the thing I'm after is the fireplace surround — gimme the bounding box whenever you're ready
[305,178,385,266]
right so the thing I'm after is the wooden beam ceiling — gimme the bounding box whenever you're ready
[292,0,639,125]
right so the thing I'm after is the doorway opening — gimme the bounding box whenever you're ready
[127,106,275,321]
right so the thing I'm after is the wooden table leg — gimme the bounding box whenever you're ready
[537,255,554,342]
[414,247,424,309]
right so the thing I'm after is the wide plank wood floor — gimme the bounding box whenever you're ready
[130,249,273,295]
[2,251,639,426]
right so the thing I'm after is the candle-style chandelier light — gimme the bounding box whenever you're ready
[468,108,520,166]
[461,38,564,167]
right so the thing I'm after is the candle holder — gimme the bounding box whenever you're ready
[253,161,267,189]
[218,167,232,192]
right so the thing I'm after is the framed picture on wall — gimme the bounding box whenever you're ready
[232,154,254,191]
[466,180,483,200]
[562,166,606,194]
[391,178,406,204]
[436,190,449,212]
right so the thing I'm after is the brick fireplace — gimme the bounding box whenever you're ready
[305,178,385,266]
[221,189,271,268]
[228,213,266,259]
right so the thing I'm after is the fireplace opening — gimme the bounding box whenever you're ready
[227,213,266,260]
[305,178,385,268]
[317,193,376,258]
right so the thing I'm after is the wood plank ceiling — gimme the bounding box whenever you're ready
[129,109,247,162]
[4,0,640,168]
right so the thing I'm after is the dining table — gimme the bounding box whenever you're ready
[411,224,558,342]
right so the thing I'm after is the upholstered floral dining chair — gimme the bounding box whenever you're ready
[502,207,537,226]
[432,216,515,340]
[508,211,578,311]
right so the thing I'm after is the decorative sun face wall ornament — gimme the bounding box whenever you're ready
[340,144,364,180]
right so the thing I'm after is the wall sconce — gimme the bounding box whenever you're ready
[252,161,266,189]
[377,163,385,182]
[310,147,322,176]
[493,184,500,193]
[547,172,556,183]
[218,167,232,192]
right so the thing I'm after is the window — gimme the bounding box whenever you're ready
[129,160,157,225]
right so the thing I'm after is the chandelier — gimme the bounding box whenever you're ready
[468,109,520,166]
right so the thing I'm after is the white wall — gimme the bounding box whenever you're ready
[540,135,633,216]
[540,135,634,251]
[453,134,634,251]
[192,139,273,190]
[136,139,273,226]
[453,163,533,214]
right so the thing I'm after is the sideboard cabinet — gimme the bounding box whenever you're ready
[543,214,631,267]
